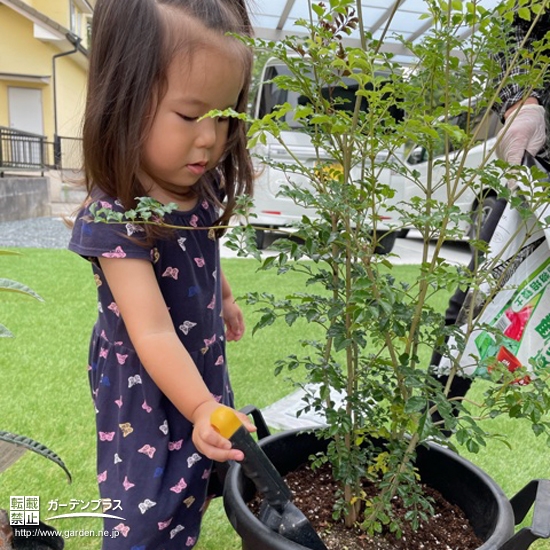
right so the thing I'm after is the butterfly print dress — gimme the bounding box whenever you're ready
[69,195,233,549]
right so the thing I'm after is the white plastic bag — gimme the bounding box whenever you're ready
[438,155,550,380]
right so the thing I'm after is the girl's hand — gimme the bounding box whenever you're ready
[222,297,245,342]
[191,402,256,461]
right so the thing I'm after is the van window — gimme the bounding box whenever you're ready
[257,63,403,128]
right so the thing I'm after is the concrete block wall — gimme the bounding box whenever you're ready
[0,177,51,222]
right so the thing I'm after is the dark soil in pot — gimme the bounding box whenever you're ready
[249,460,484,550]
[225,429,516,550]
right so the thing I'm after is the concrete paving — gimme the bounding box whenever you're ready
[231,229,472,266]
[261,384,346,431]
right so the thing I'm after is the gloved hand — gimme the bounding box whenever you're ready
[496,104,546,165]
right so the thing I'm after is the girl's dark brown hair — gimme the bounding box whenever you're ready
[83,0,254,230]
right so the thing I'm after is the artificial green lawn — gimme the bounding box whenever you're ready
[1,248,549,549]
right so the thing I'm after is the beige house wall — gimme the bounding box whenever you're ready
[17,0,91,46]
[0,0,89,168]
[30,0,69,28]
[0,10,52,133]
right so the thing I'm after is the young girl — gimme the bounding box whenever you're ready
[69,0,255,547]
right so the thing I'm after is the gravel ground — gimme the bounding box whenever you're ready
[0,217,247,258]
[0,217,72,249]
[0,216,248,258]
[0,217,472,265]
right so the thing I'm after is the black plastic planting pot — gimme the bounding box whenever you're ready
[221,426,550,550]
[12,521,64,549]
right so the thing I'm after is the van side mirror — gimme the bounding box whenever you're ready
[408,147,426,165]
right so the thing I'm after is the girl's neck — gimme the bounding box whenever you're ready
[139,171,200,211]
[157,187,199,212]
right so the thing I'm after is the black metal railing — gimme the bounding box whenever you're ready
[0,127,47,173]
[0,127,83,175]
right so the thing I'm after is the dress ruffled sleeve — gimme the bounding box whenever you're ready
[69,197,152,263]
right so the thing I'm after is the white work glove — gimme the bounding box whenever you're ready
[496,104,546,165]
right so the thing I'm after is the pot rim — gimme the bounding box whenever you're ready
[223,427,515,550]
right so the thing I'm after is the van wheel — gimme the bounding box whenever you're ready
[255,228,266,250]
[468,195,497,241]
[374,231,397,255]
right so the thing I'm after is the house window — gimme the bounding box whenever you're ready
[69,0,82,37]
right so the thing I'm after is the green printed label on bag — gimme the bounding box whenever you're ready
[437,207,550,379]
[512,259,550,311]
[535,313,550,340]
[469,243,550,377]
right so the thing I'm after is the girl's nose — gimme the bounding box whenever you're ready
[194,117,218,148]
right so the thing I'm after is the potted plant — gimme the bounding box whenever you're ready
[215,0,550,548]
[87,0,550,546]
[1,254,71,549]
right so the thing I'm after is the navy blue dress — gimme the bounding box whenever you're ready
[69,195,233,549]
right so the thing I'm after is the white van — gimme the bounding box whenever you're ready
[249,58,405,253]
[400,101,503,240]
[249,60,501,249]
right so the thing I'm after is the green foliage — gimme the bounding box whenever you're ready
[0,250,43,338]
[0,432,71,482]
[85,0,550,539]
[223,0,550,536]
[0,278,43,338]
[1,249,70,482]
[90,196,178,224]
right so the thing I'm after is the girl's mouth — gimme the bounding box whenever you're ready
[187,163,207,176]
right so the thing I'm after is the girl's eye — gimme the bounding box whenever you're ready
[177,113,229,123]
[177,113,198,122]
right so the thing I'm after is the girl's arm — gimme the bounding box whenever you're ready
[98,256,250,461]
[220,269,245,341]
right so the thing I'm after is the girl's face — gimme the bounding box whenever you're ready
[140,37,245,207]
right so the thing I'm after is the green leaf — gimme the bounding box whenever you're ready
[311,3,325,18]
[0,323,14,338]
[285,311,300,326]
[0,278,43,301]
[517,7,531,21]
[0,431,71,482]
[404,396,427,414]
